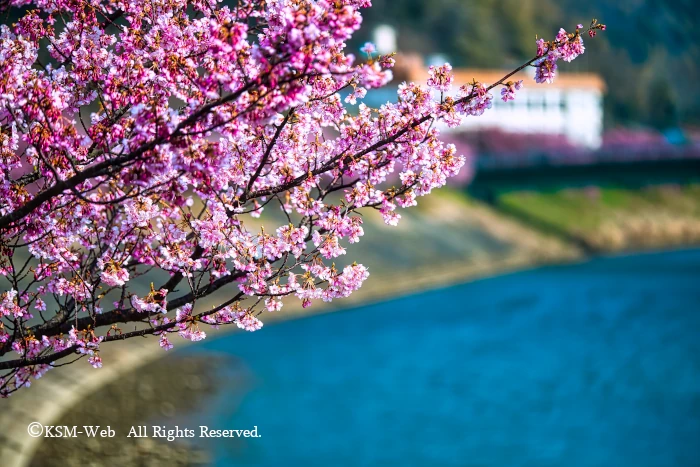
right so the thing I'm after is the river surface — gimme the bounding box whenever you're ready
[181,249,700,466]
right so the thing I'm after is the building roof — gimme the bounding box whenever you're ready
[393,54,607,92]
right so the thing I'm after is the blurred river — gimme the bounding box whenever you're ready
[181,249,700,467]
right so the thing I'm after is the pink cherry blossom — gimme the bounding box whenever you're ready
[427,63,454,93]
[0,0,603,395]
[236,311,264,332]
[500,80,524,102]
[159,334,174,351]
[88,354,103,369]
[535,56,559,84]
[360,42,376,55]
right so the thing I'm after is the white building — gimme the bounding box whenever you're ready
[397,57,606,148]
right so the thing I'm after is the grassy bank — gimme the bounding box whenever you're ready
[495,184,700,252]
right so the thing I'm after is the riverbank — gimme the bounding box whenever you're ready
[3,187,699,466]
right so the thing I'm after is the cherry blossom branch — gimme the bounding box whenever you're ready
[0,0,603,392]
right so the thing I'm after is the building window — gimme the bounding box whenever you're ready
[527,96,544,110]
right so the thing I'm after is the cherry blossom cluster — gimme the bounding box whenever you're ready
[533,21,603,84]
[500,80,524,102]
[0,0,602,395]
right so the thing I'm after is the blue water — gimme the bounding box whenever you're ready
[183,249,700,466]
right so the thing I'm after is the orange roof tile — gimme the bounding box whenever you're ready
[393,54,606,92]
[410,68,606,92]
